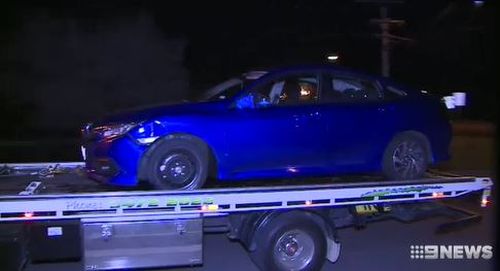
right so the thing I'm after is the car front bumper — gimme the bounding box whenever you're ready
[82,135,147,186]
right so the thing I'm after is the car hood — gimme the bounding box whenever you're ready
[94,100,229,125]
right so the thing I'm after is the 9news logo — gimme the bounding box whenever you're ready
[410,245,493,260]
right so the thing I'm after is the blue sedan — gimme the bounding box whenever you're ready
[81,65,451,189]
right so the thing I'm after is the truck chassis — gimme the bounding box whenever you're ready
[0,162,493,271]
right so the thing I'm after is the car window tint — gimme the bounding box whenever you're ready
[323,75,380,102]
[202,77,256,101]
[254,74,318,106]
[384,85,407,99]
[208,82,242,101]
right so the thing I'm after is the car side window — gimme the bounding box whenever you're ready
[322,74,381,103]
[383,84,407,100]
[251,74,319,107]
[208,82,242,101]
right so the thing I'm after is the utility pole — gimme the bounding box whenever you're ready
[370,6,407,77]
[380,7,390,77]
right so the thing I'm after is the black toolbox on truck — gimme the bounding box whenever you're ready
[27,219,82,262]
[0,223,27,271]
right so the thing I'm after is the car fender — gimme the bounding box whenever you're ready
[137,133,219,181]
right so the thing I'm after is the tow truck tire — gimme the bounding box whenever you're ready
[382,133,429,180]
[144,137,209,190]
[249,212,327,271]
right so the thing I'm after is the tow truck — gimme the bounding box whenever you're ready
[0,162,493,271]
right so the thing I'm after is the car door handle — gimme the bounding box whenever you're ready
[309,111,321,118]
[378,105,395,112]
[293,111,321,122]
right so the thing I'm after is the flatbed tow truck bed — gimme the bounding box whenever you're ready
[0,162,489,194]
[0,162,494,271]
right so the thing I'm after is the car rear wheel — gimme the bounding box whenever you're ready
[144,137,208,190]
[382,133,429,180]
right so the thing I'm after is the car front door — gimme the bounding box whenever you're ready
[223,71,328,179]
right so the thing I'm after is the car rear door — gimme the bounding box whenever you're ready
[319,71,388,172]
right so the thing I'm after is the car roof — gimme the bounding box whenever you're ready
[242,64,419,96]
[246,64,384,82]
[242,71,268,80]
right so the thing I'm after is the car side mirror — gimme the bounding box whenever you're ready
[234,93,256,109]
[235,92,274,109]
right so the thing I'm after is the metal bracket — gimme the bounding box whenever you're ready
[101,224,113,240]
[176,221,187,235]
[18,181,42,196]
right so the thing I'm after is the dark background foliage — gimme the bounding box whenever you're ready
[0,0,497,141]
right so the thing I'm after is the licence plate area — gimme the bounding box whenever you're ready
[354,204,391,215]
[82,218,202,270]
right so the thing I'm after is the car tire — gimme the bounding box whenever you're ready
[144,137,209,190]
[249,213,327,271]
[382,133,429,180]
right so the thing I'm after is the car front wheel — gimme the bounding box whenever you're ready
[144,137,208,190]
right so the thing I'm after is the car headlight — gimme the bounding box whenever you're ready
[94,122,137,139]
[129,121,165,145]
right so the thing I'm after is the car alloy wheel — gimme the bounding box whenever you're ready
[392,140,426,179]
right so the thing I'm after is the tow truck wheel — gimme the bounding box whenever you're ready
[144,137,209,190]
[382,133,429,180]
[250,213,326,271]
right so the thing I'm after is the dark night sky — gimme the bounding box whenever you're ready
[0,0,497,140]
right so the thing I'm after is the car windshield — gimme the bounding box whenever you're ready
[200,78,245,101]
[200,71,267,101]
